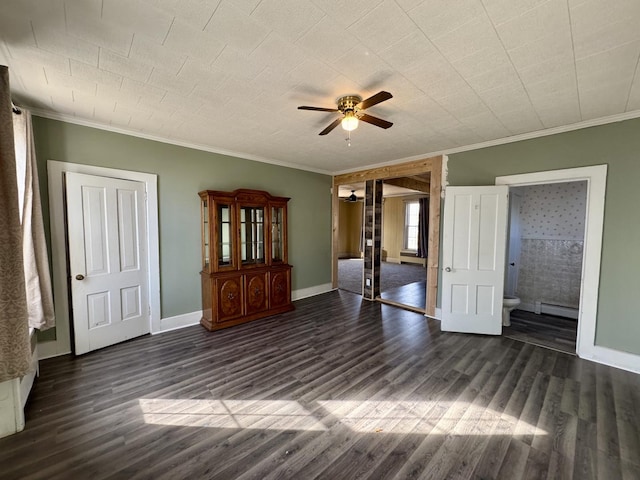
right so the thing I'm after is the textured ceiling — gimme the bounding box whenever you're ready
[2,0,640,174]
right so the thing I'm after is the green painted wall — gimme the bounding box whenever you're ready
[448,117,640,355]
[33,117,332,338]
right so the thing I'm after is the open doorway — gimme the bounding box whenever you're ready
[502,181,587,355]
[335,180,430,313]
[495,165,606,360]
[332,156,443,317]
[336,183,364,294]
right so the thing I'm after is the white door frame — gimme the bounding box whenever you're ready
[496,165,606,360]
[42,160,160,358]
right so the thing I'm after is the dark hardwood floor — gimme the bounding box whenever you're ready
[503,310,578,355]
[379,280,427,312]
[2,291,639,479]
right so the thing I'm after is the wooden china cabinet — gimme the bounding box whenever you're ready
[199,188,293,331]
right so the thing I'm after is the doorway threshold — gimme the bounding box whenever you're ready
[375,297,426,315]
[502,310,577,356]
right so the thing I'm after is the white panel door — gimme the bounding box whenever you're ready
[441,186,508,335]
[66,172,149,354]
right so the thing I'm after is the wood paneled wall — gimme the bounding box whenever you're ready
[338,201,363,258]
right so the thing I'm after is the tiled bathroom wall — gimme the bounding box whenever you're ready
[513,181,586,309]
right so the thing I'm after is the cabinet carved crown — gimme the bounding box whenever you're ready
[199,189,293,331]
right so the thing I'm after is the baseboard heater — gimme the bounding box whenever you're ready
[519,301,579,320]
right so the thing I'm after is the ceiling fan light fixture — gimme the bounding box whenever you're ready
[298,91,392,136]
[341,111,358,131]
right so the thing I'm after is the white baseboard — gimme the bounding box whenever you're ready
[39,283,336,353]
[38,340,71,360]
[292,283,334,301]
[156,283,335,332]
[385,257,401,264]
[156,311,201,334]
[580,345,640,375]
[155,283,334,334]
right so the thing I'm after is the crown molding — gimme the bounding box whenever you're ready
[29,108,334,176]
[28,106,640,178]
[332,109,640,175]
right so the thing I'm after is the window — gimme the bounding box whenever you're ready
[404,200,420,251]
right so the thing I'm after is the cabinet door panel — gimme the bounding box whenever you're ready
[270,268,290,308]
[246,272,268,315]
[215,275,243,322]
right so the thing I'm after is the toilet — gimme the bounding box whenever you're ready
[502,295,521,326]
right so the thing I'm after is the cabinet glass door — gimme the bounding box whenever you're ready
[240,206,265,265]
[202,198,210,271]
[218,203,233,267]
[271,206,284,263]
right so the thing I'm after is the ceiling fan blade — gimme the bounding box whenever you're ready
[359,113,393,129]
[357,91,392,110]
[298,106,340,112]
[319,118,342,135]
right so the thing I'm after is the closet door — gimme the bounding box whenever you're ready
[66,172,149,355]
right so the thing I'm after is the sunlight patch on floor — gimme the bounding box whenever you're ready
[137,398,327,431]
[138,398,547,436]
[317,400,547,436]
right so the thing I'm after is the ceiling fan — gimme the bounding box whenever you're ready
[344,190,358,202]
[298,91,393,136]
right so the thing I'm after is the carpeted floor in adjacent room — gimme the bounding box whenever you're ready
[337,258,426,294]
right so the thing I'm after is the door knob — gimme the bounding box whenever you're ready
[510,262,515,266]
[75,274,85,280]
[445,267,452,272]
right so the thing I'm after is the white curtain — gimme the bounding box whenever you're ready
[0,65,30,382]
[14,109,55,330]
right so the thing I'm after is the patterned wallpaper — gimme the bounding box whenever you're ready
[514,181,587,240]
[512,181,587,310]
